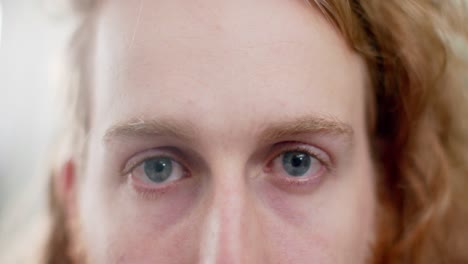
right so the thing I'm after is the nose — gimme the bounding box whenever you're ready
[198,171,264,264]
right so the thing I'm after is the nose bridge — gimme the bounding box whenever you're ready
[198,166,261,264]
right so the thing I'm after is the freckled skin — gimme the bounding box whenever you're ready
[71,0,376,263]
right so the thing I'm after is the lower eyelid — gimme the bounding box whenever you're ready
[267,165,327,193]
[272,155,323,176]
[128,173,185,198]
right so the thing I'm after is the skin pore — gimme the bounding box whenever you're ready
[65,0,377,263]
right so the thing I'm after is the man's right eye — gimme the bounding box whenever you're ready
[130,156,188,184]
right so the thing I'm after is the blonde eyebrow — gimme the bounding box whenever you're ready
[103,117,197,142]
[259,115,354,143]
[103,115,353,145]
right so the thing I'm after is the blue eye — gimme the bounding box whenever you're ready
[267,147,328,191]
[282,151,312,177]
[143,157,174,183]
[129,156,186,184]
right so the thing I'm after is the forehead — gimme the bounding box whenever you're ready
[90,0,367,139]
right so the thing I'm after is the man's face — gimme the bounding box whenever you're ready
[75,0,376,262]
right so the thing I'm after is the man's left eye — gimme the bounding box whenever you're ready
[271,150,325,179]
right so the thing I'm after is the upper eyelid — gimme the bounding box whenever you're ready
[278,145,326,161]
[268,142,332,164]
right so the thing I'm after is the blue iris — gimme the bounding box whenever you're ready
[143,157,173,182]
[282,151,311,177]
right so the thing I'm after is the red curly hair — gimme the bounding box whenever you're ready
[42,0,468,263]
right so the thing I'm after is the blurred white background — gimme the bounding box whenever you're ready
[0,0,75,217]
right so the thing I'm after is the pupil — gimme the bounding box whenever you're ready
[291,155,304,167]
[155,163,165,172]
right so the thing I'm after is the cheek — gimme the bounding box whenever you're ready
[257,153,376,263]
[103,186,200,263]
[78,170,201,262]
[117,178,201,231]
